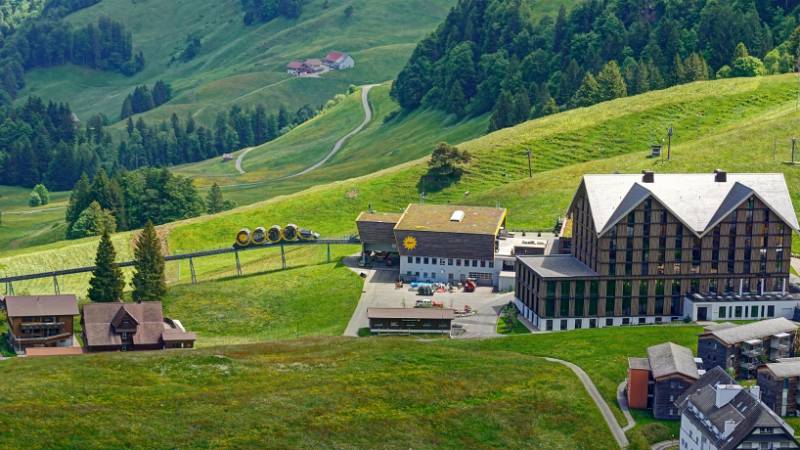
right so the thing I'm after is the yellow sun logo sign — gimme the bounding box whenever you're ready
[403,235,417,251]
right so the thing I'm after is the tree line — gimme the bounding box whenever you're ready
[120,80,173,120]
[240,0,304,24]
[392,0,800,132]
[65,168,206,239]
[0,15,144,103]
[0,95,321,190]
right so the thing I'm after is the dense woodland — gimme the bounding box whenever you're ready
[392,0,800,131]
[240,0,305,24]
[65,168,205,239]
[0,95,320,190]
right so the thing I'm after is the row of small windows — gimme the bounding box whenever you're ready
[406,256,494,269]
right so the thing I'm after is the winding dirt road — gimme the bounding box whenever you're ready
[234,84,378,179]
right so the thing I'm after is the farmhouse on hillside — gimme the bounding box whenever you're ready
[4,294,79,353]
[515,170,800,332]
[323,51,354,70]
[82,301,195,352]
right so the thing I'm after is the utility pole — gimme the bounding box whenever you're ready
[526,148,532,178]
[667,126,673,161]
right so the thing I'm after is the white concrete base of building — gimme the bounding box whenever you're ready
[513,299,678,332]
[683,296,799,322]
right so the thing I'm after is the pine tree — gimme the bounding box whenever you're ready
[571,73,601,107]
[487,90,514,132]
[66,173,91,225]
[206,182,224,214]
[633,61,650,95]
[131,220,166,302]
[447,80,467,116]
[672,54,687,84]
[120,95,134,120]
[88,229,124,302]
[596,60,627,101]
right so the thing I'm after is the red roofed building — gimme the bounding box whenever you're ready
[82,301,195,352]
[323,51,354,70]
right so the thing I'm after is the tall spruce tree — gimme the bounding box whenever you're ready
[88,229,124,302]
[571,73,601,107]
[596,61,627,101]
[206,182,224,214]
[131,220,166,301]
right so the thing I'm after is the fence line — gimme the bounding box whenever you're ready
[1,237,360,294]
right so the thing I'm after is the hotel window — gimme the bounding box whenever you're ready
[472,260,478,267]
[456,259,461,266]
[589,281,599,316]
[673,224,683,274]
[408,256,412,263]
[709,278,718,293]
[691,237,701,273]
[575,319,582,329]
[488,261,494,268]
[719,307,726,318]
[655,280,665,315]
[690,279,699,294]
[777,248,784,272]
[575,281,585,316]
[626,212,635,238]
[432,258,437,264]
[638,281,648,316]
[448,258,453,266]
[622,281,632,316]
[423,257,429,264]
[606,281,617,315]
[480,260,486,268]
[560,283,570,317]
[545,282,556,317]
[743,238,752,273]
[415,257,421,264]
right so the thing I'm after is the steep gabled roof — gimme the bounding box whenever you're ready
[574,173,799,238]
[647,342,700,380]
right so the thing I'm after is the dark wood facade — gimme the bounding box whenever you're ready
[758,367,800,416]
[652,376,694,419]
[7,314,75,351]
[516,177,794,330]
[394,229,496,260]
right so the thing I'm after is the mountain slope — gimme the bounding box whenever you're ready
[19,0,458,125]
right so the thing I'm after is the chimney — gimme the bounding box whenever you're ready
[714,169,727,182]
[715,384,742,408]
[642,170,655,183]
[749,385,761,400]
[723,419,737,438]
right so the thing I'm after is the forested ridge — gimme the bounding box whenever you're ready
[0,95,321,190]
[392,0,800,131]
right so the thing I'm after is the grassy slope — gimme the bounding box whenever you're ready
[18,0,457,126]
[0,337,616,450]
[166,75,800,250]
[173,83,490,205]
[0,186,70,251]
[4,75,798,294]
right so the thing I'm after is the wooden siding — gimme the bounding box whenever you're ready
[394,229,495,260]
[653,376,695,420]
[356,220,397,246]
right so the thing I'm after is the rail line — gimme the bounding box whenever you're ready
[1,237,361,294]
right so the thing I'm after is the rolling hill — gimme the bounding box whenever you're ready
[18,0,459,126]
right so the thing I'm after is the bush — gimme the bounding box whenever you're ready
[28,191,41,207]
[729,56,767,77]
[67,201,117,239]
[33,184,49,205]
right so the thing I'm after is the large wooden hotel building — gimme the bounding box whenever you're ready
[515,171,800,331]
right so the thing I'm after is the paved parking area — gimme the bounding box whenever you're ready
[343,266,512,338]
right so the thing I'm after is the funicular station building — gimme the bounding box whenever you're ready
[356,203,551,289]
[515,171,800,331]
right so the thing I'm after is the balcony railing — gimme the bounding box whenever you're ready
[742,348,764,357]
[740,361,758,370]
[20,322,64,329]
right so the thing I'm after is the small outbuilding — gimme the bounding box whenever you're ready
[367,307,455,334]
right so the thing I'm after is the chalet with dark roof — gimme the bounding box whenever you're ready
[676,366,800,450]
[698,318,798,379]
[81,301,195,352]
[4,295,79,353]
[627,342,702,419]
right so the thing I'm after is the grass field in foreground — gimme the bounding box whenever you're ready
[464,325,703,449]
[0,337,616,450]
[162,261,363,347]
